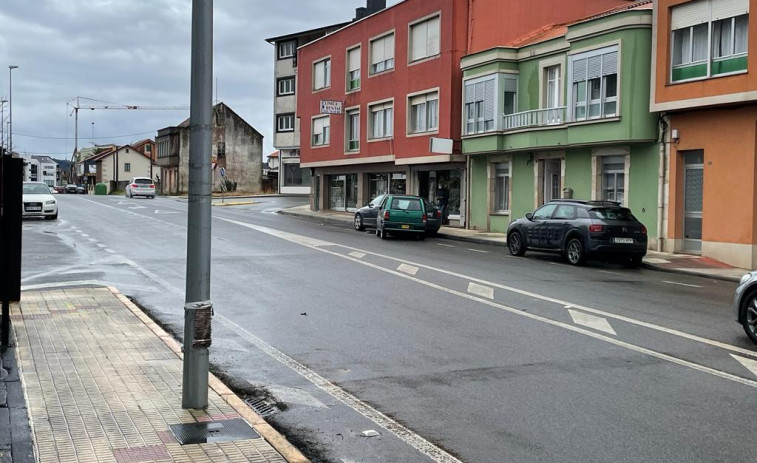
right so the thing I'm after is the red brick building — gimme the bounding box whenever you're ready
[297,0,632,224]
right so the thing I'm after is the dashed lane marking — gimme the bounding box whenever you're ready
[397,263,419,276]
[435,243,454,248]
[349,251,366,259]
[568,309,617,336]
[467,282,494,299]
[467,249,487,254]
[663,280,702,288]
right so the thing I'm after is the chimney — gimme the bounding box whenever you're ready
[354,0,386,20]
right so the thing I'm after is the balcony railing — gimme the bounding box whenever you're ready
[503,107,566,131]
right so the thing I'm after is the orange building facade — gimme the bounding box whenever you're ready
[651,0,757,267]
[297,0,631,223]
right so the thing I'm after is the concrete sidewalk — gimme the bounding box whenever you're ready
[279,204,748,282]
[6,286,308,463]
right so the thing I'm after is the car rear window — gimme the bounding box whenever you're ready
[589,208,636,221]
[135,179,152,185]
[390,198,422,211]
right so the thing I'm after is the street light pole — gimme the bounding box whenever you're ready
[0,99,6,154]
[8,65,18,155]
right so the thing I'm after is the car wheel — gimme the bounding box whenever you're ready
[565,238,585,266]
[380,228,388,240]
[354,214,365,231]
[507,231,526,256]
[741,291,757,344]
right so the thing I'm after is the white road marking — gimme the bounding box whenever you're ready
[97,244,107,248]
[467,248,487,254]
[731,354,757,378]
[568,310,617,336]
[220,218,333,247]
[598,270,623,276]
[348,251,366,259]
[88,238,97,242]
[663,280,702,288]
[397,263,419,276]
[129,205,146,210]
[435,243,454,248]
[467,282,494,299]
[105,249,116,254]
[81,234,89,238]
[154,210,180,214]
[645,257,670,264]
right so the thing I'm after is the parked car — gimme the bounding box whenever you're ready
[734,270,757,344]
[375,194,433,240]
[125,177,156,198]
[65,184,78,194]
[76,185,87,194]
[22,182,58,220]
[355,194,442,236]
[506,200,647,266]
[53,186,65,194]
[48,186,57,194]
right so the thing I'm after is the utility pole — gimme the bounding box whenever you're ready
[182,0,213,409]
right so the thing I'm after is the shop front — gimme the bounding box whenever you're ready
[412,165,465,226]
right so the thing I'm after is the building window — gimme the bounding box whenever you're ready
[504,75,518,116]
[124,163,131,172]
[601,155,625,204]
[409,91,439,133]
[347,46,361,91]
[277,113,295,132]
[464,76,495,134]
[278,40,296,59]
[570,46,618,121]
[283,163,310,186]
[312,116,330,146]
[217,142,226,159]
[370,33,395,74]
[410,15,440,62]
[670,0,749,82]
[493,162,510,213]
[145,144,152,153]
[346,109,360,151]
[314,58,331,90]
[277,76,295,96]
[369,101,393,139]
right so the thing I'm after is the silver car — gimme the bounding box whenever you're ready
[125,177,156,198]
[735,270,757,343]
[22,182,58,220]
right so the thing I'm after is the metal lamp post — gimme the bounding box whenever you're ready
[8,65,18,155]
[0,99,6,154]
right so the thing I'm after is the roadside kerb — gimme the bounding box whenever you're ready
[111,287,310,463]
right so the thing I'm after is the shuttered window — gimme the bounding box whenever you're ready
[569,46,618,121]
[410,15,441,62]
[347,47,361,91]
[409,91,439,133]
[464,76,496,134]
[370,33,395,74]
[369,102,393,139]
[312,116,330,146]
[313,58,330,90]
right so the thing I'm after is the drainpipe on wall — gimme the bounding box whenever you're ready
[656,114,670,252]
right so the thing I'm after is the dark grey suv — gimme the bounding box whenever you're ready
[506,200,647,266]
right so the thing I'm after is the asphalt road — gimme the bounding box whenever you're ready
[20,193,757,463]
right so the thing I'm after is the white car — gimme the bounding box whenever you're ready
[23,182,58,220]
[125,177,156,198]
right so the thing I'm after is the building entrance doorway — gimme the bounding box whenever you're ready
[682,150,704,253]
[418,169,461,225]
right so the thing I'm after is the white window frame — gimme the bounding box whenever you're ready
[368,100,394,140]
[313,57,331,91]
[311,115,330,147]
[409,14,441,63]
[276,114,295,132]
[408,90,439,134]
[277,77,295,96]
[345,107,360,152]
[491,161,511,213]
[278,40,296,59]
[370,32,395,75]
[346,45,361,92]
[463,74,497,135]
[567,45,619,122]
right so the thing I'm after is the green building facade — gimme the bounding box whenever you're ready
[461,6,661,244]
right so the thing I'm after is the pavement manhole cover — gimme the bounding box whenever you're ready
[244,396,278,417]
[169,419,259,445]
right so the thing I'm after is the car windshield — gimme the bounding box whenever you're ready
[24,184,52,195]
[391,198,422,211]
[134,179,152,185]
[590,207,636,221]
[369,194,385,207]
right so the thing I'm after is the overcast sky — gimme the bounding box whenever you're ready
[0,0,401,161]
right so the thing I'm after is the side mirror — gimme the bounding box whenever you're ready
[526,212,534,221]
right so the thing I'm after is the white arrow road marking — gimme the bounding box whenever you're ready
[349,251,366,259]
[468,282,494,299]
[731,354,757,378]
[154,210,180,214]
[397,263,419,276]
[568,309,617,336]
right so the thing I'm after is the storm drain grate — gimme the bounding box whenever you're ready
[244,396,278,417]
[169,419,259,445]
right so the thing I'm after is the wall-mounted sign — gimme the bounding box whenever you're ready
[320,100,343,114]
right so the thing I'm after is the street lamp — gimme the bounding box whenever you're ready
[8,65,18,155]
[0,98,7,154]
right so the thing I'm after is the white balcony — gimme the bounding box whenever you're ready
[503,107,566,131]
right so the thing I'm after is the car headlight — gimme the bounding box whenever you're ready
[740,273,754,286]
[45,200,56,205]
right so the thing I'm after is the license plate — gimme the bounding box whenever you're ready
[25,206,41,211]
[401,224,410,229]
[613,237,634,244]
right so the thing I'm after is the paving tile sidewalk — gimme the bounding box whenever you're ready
[278,205,748,282]
[9,287,308,463]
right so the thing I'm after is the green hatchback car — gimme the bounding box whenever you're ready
[375,195,430,240]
